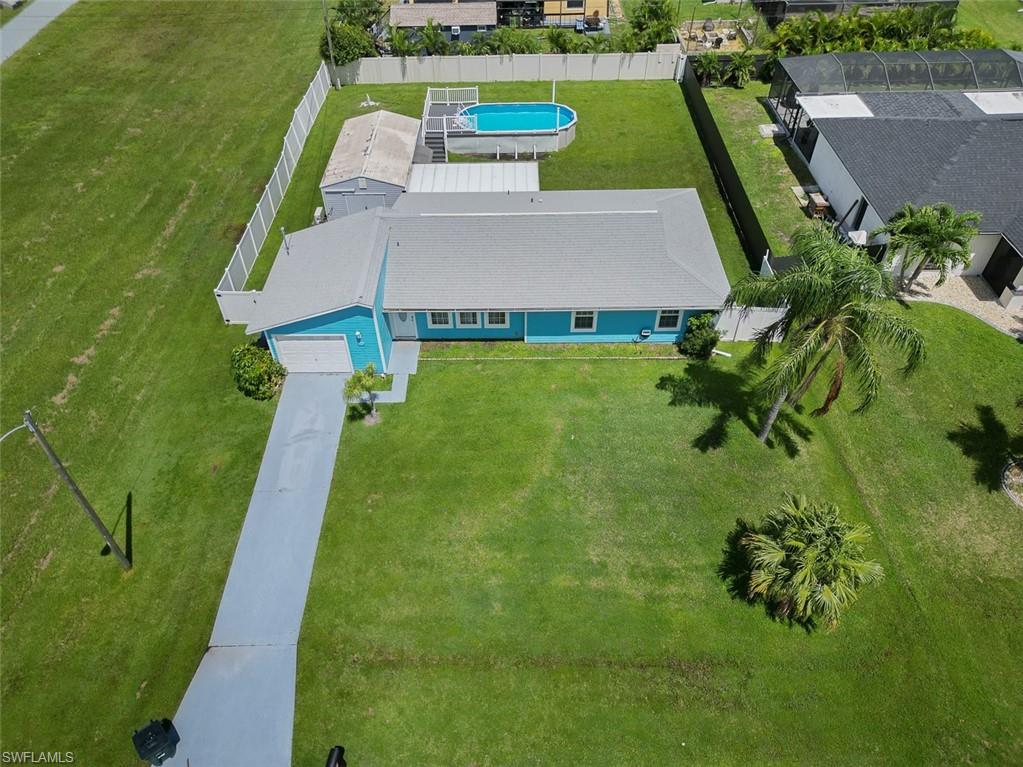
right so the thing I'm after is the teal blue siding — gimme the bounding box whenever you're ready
[266,305,382,370]
[374,253,393,370]
[525,310,702,343]
[414,311,526,340]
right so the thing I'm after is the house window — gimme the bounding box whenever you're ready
[427,311,452,328]
[656,309,682,331]
[456,311,481,328]
[571,310,597,332]
[567,0,584,8]
[485,311,509,328]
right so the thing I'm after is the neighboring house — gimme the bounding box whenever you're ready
[389,1,498,41]
[543,0,607,25]
[403,0,543,28]
[768,49,1023,303]
[245,189,730,373]
[319,110,420,219]
[752,0,958,27]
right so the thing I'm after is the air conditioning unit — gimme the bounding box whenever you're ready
[848,229,868,246]
[313,206,326,225]
[451,25,461,39]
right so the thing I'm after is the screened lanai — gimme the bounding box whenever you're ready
[767,49,1023,148]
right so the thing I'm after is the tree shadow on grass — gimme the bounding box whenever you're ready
[947,404,1023,492]
[655,362,812,457]
[716,517,815,633]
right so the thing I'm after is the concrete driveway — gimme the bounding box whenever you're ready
[167,373,348,767]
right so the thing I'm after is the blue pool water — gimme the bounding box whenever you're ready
[459,102,577,133]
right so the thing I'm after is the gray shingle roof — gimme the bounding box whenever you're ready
[813,116,1023,239]
[383,189,729,311]
[246,210,388,333]
[245,189,731,333]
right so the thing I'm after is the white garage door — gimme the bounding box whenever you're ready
[274,335,353,373]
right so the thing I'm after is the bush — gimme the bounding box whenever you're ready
[629,0,676,51]
[321,21,377,65]
[724,50,755,89]
[692,51,722,86]
[230,343,286,400]
[677,313,721,360]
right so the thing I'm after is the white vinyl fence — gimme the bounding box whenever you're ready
[333,52,684,85]
[715,307,787,342]
[214,62,332,324]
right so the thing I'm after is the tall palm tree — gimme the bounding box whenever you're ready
[726,221,925,442]
[871,202,927,289]
[742,494,884,630]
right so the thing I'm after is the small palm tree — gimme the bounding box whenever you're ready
[724,50,755,88]
[545,25,577,54]
[691,51,722,86]
[873,203,981,291]
[386,25,418,57]
[344,363,384,422]
[742,495,884,630]
[726,221,925,442]
[419,19,449,55]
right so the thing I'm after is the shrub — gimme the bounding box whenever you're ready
[677,313,721,360]
[230,343,286,400]
[629,0,676,51]
[692,51,722,86]
[321,21,377,65]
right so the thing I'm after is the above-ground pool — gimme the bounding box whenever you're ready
[458,102,577,134]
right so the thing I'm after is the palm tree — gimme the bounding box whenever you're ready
[386,25,418,58]
[418,19,449,56]
[726,221,925,442]
[691,51,722,86]
[871,202,927,289]
[344,363,384,422]
[742,495,884,630]
[724,50,755,88]
[905,204,981,291]
[544,25,577,54]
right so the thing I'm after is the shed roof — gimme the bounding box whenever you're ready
[389,2,497,27]
[320,110,420,190]
[246,210,388,333]
[406,162,539,193]
[383,189,729,311]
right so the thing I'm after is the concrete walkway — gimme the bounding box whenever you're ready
[1,0,79,63]
[167,374,348,767]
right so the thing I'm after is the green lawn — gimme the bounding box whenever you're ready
[957,0,1023,47]
[295,303,1023,765]
[704,81,815,259]
[0,0,31,26]
[246,80,750,288]
[0,1,324,761]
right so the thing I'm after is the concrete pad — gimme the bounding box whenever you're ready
[166,645,296,767]
[211,374,347,647]
[388,341,420,374]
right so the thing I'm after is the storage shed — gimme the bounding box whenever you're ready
[319,110,421,220]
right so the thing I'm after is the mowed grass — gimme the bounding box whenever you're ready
[247,80,749,288]
[295,303,1023,765]
[956,0,1023,46]
[0,1,323,761]
[704,81,815,259]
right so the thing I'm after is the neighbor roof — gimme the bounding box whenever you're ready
[406,162,539,193]
[813,116,1023,240]
[320,110,420,189]
[246,210,388,333]
[389,2,497,28]
[383,189,729,311]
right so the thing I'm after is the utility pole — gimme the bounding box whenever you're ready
[321,0,337,86]
[22,411,132,571]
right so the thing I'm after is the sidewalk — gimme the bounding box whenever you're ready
[1,0,78,63]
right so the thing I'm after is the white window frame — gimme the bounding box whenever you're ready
[484,310,509,329]
[456,310,481,328]
[427,311,453,328]
[655,309,683,332]
[571,310,598,333]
